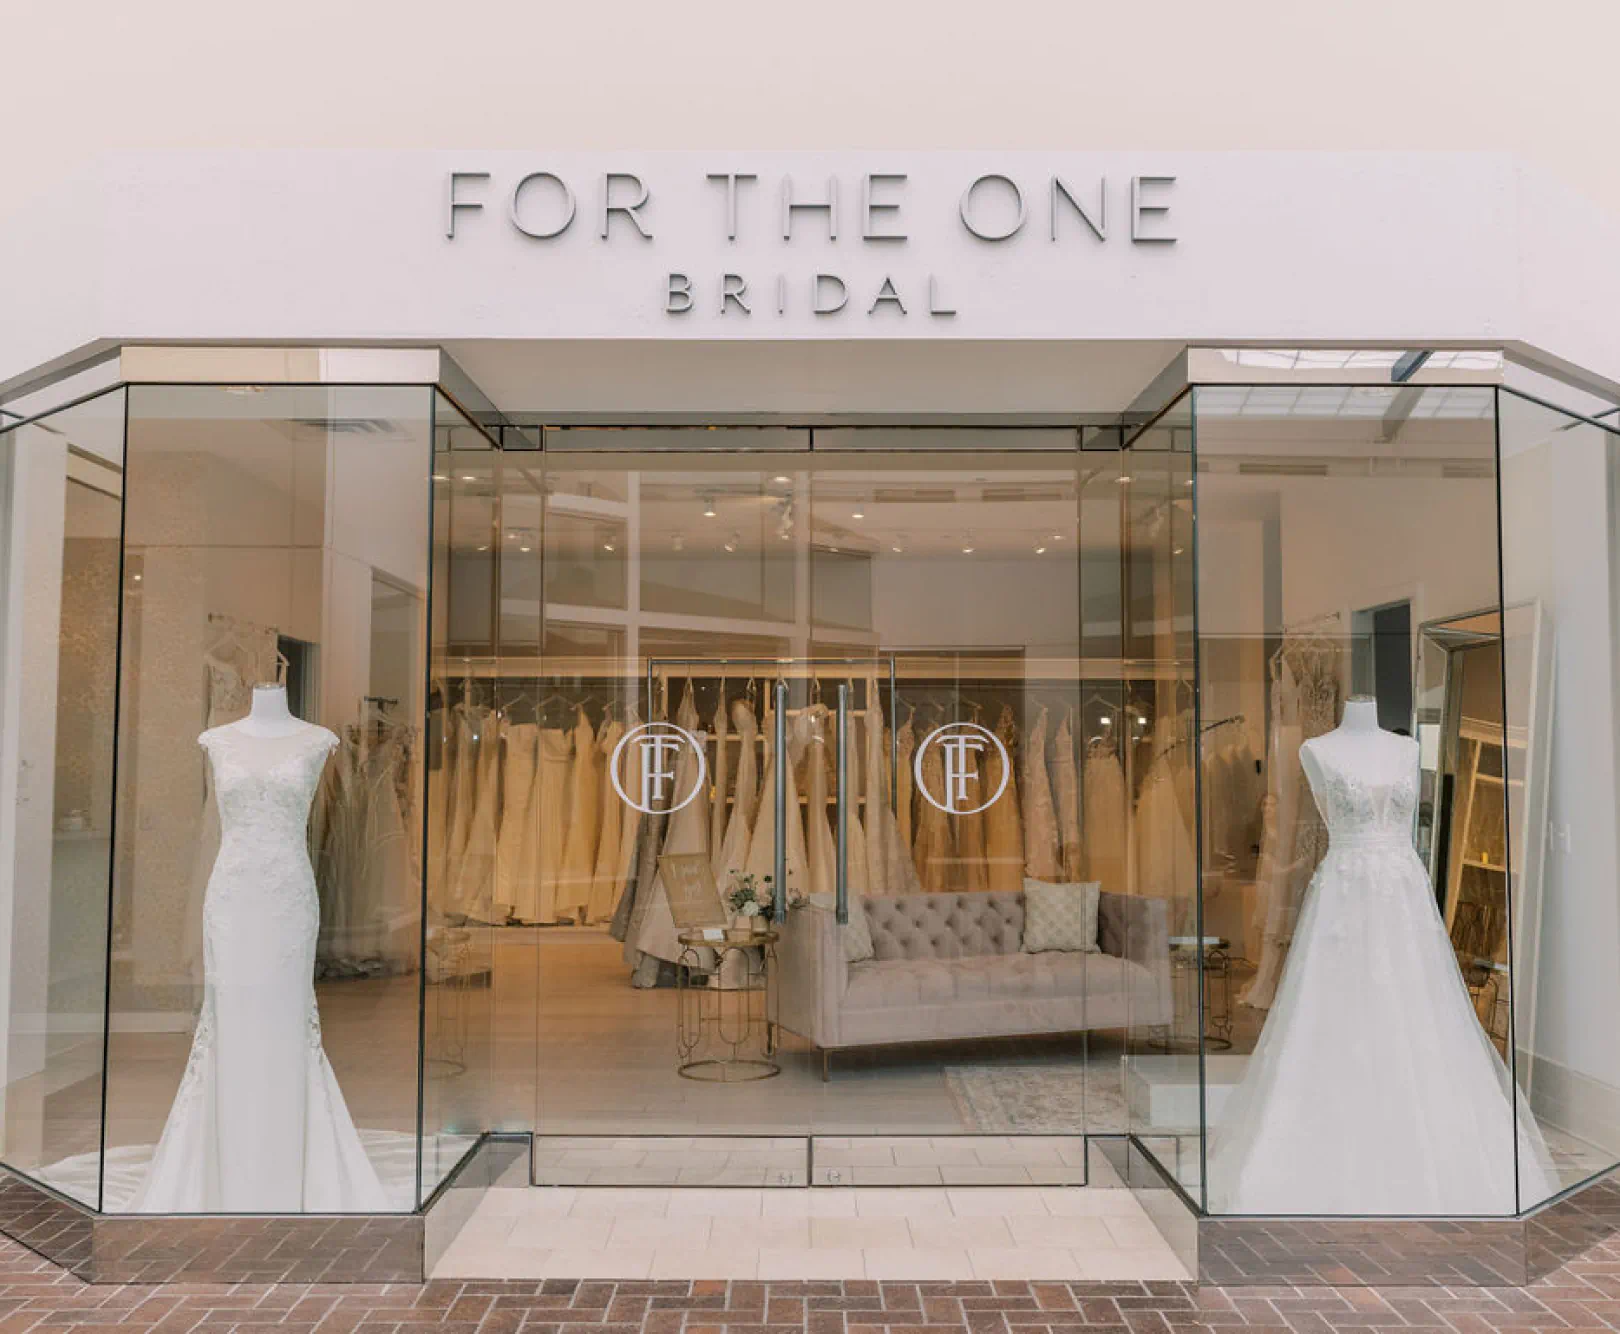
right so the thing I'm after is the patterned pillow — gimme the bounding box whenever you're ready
[805,893,876,963]
[1021,879,1102,954]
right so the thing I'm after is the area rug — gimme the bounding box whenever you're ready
[944,1059,1127,1134]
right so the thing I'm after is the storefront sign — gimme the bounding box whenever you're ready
[915,722,1011,816]
[443,169,1176,320]
[610,722,707,815]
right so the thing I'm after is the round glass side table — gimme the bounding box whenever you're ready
[676,927,781,1081]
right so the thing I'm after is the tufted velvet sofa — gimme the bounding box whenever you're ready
[776,888,1172,1077]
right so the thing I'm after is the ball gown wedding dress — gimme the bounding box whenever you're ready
[1206,719,1556,1215]
[133,722,387,1212]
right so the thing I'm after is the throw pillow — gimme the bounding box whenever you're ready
[1021,878,1102,954]
[805,892,876,963]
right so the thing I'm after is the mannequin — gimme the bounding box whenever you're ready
[133,675,389,1212]
[1206,694,1557,1214]
[236,683,306,738]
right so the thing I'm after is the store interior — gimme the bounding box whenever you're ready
[3,368,1619,1216]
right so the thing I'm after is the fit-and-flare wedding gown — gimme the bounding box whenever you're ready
[1206,729,1556,1214]
[134,723,388,1212]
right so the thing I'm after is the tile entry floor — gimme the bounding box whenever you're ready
[432,1185,1191,1282]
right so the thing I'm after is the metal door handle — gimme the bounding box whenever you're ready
[773,680,787,921]
[836,682,849,925]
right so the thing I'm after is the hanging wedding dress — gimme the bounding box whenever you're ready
[717,698,759,895]
[354,727,412,970]
[1052,709,1084,882]
[710,693,730,871]
[134,724,388,1212]
[446,703,478,872]
[450,708,500,916]
[800,707,837,901]
[587,716,625,923]
[494,719,539,920]
[628,685,710,965]
[842,704,872,895]
[1133,723,1198,931]
[745,700,809,900]
[861,700,893,897]
[608,709,643,932]
[982,705,1025,893]
[525,726,572,924]
[952,715,989,892]
[895,712,917,855]
[912,734,955,891]
[1206,723,1557,1214]
[1082,739,1128,893]
[559,707,600,922]
[1022,705,1060,880]
[1244,643,1340,1008]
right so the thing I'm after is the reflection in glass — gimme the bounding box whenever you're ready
[0,390,125,1209]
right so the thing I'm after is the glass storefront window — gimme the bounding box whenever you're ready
[1182,382,1551,1218]
[0,389,125,1209]
[104,383,442,1213]
[1497,389,1620,1210]
[5,362,1620,1227]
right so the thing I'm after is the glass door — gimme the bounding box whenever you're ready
[526,439,1098,1187]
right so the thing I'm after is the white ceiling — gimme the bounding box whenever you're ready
[441,339,1185,422]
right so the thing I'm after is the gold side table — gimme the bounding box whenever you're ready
[1147,935,1233,1052]
[676,927,780,1082]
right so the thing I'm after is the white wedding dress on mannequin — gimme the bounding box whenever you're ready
[133,686,388,1213]
[1207,698,1557,1215]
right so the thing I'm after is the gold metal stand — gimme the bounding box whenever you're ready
[676,928,780,1081]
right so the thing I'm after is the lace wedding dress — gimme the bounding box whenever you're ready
[1206,730,1556,1215]
[133,723,388,1212]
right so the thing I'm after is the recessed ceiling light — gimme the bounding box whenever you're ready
[773,475,791,484]
[891,544,904,553]
[603,541,615,552]
[460,474,476,482]
[432,473,449,482]
[1173,546,1185,555]
[1099,713,1111,726]
[519,545,531,553]
[132,573,143,582]
[1117,474,1133,484]
[851,507,865,519]
[1035,546,1047,554]
[702,497,717,517]
[1052,533,1064,542]
[962,544,975,554]
[723,534,739,553]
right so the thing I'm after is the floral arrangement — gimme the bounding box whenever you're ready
[726,871,777,922]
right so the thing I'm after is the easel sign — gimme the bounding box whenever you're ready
[660,853,729,934]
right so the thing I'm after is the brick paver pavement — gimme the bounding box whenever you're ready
[4,1228,1620,1334]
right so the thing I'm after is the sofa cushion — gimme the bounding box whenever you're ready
[865,891,1024,960]
[1021,879,1101,954]
[804,892,875,962]
[843,949,1148,1012]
